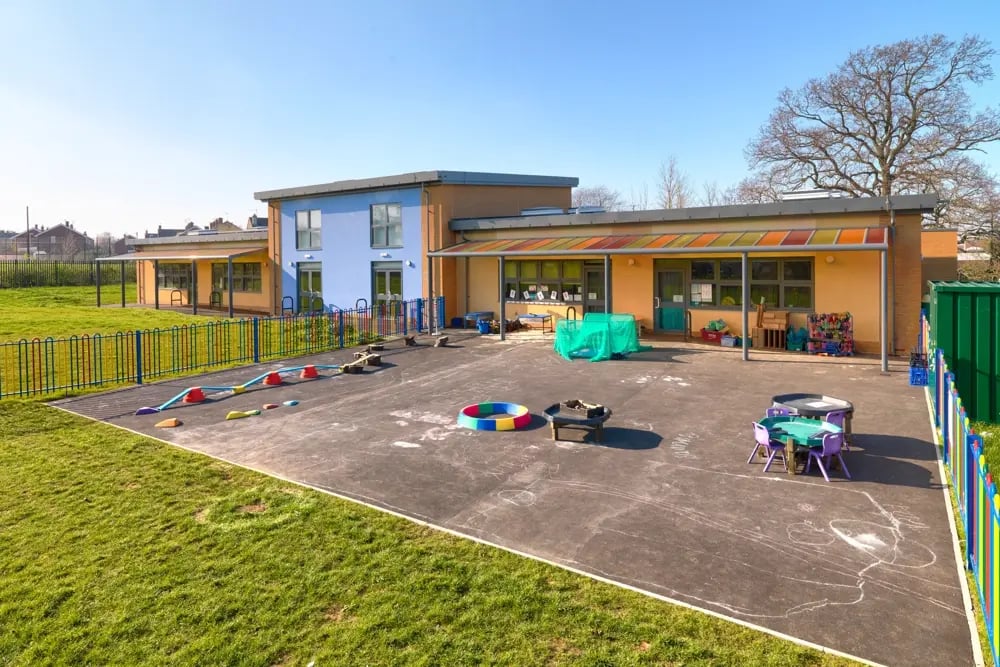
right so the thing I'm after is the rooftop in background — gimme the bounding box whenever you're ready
[127,230,268,247]
[450,194,940,231]
[253,170,579,202]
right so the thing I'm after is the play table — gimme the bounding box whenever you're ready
[543,402,612,443]
[760,415,843,476]
[518,313,553,333]
[771,393,854,444]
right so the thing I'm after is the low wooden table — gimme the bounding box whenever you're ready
[543,403,612,443]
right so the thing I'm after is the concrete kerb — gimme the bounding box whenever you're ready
[46,401,883,667]
[923,388,987,667]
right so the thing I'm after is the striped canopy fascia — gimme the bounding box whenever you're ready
[428,227,889,257]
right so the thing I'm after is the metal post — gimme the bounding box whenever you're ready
[96,258,102,307]
[603,254,611,314]
[153,260,159,309]
[135,330,143,385]
[741,251,749,362]
[499,256,507,341]
[120,260,126,307]
[880,249,888,373]
[252,317,260,364]
[227,257,235,318]
[191,260,198,316]
[427,255,434,334]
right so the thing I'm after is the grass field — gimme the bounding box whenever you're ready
[0,401,852,666]
[0,285,217,342]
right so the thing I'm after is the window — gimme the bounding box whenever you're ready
[295,209,321,250]
[503,260,584,303]
[689,258,813,309]
[373,262,403,304]
[211,262,262,293]
[157,264,190,289]
[370,203,403,248]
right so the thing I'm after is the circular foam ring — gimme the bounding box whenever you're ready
[457,402,531,431]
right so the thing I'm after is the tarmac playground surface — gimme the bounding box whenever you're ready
[54,334,975,666]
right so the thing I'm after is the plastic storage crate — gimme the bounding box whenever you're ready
[909,366,929,386]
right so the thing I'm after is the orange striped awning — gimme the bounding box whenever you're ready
[429,227,889,256]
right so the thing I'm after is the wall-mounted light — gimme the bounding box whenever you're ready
[288,261,296,267]
[405,260,415,268]
[628,258,637,266]
[304,254,314,260]
[825,255,835,264]
[380,252,391,258]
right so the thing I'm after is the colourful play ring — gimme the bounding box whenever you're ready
[457,402,531,431]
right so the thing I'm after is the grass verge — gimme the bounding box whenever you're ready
[0,402,853,666]
[0,285,218,342]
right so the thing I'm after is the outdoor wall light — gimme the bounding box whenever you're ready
[628,258,637,266]
[825,255,836,264]
[304,254,314,259]
[380,252,391,258]
[406,260,415,267]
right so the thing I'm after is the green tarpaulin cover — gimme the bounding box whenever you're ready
[553,313,652,362]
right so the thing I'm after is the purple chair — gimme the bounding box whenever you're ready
[825,409,848,449]
[805,432,851,482]
[766,406,791,418]
[748,421,787,472]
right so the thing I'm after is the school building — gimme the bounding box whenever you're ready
[108,170,951,362]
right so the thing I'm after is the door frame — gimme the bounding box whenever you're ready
[296,261,323,313]
[583,261,607,314]
[653,259,689,333]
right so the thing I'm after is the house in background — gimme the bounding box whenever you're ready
[253,170,577,314]
[3,223,94,259]
[145,223,197,239]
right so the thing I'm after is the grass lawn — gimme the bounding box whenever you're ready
[969,421,999,472]
[0,286,221,342]
[0,402,853,666]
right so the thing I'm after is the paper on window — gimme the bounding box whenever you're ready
[522,291,531,299]
[562,291,570,301]
[509,290,516,299]
[550,291,558,300]
[672,295,684,303]
[701,284,713,300]
[588,292,598,299]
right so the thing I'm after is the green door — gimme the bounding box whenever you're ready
[655,269,686,332]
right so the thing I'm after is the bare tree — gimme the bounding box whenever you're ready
[747,34,1000,202]
[657,156,692,208]
[700,181,723,206]
[628,183,650,211]
[572,185,624,211]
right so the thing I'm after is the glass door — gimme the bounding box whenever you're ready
[655,269,686,332]
[373,266,403,306]
[584,267,605,313]
[297,262,323,313]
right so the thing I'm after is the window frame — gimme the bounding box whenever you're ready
[688,257,814,311]
[370,203,403,249]
[295,209,322,250]
[211,262,262,293]
[502,260,584,304]
[157,264,190,290]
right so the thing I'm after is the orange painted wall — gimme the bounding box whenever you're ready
[426,184,572,319]
[135,247,273,313]
[921,229,958,294]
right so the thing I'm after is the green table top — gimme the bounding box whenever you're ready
[760,416,842,447]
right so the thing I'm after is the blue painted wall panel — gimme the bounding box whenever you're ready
[279,188,423,310]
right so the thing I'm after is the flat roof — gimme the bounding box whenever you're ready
[450,194,940,231]
[127,230,268,247]
[254,170,579,202]
[98,247,266,262]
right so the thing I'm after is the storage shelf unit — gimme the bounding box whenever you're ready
[807,312,853,355]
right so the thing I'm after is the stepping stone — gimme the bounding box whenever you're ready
[155,417,182,428]
[262,403,280,410]
[282,400,299,407]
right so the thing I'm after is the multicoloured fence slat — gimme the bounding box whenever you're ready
[926,312,999,667]
[0,297,443,399]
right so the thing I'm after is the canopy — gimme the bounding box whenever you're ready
[428,227,888,257]
[96,247,266,262]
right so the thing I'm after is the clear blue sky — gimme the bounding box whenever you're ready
[1,0,998,238]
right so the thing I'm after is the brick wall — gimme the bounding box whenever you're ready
[893,213,924,355]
